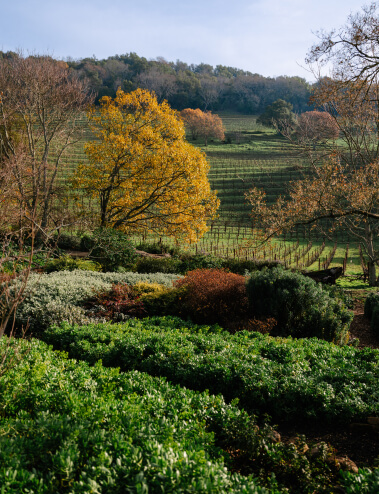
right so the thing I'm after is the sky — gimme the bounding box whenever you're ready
[1,0,367,80]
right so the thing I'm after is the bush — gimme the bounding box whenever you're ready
[84,283,146,321]
[89,228,136,271]
[140,286,187,317]
[135,256,182,274]
[364,292,379,319]
[14,270,181,332]
[43,254,102,273]
[53,232,83,251]
[178,253,224,272]
[246,266,353,344]
[135,240,181,256]
[43,316,379,427]
[0,337,276,493]
[176,268,248,327]
[370,306,379,337]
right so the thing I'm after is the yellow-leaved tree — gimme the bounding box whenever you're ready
[72,88,219,243]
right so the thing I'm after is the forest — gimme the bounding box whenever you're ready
[0,49,313,113]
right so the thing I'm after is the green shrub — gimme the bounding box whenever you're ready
[0,337,276,493]
[175,268,248,328]
[135,256,182,273]
[135,240,181,256]
[246,266,353,344]
[221,258,283,275]
[364,292,379,319]
[178,252,224,272]
[43,254,102,273]
[340,469,379,494]
[52,232,83,251]
[43,316,379,426]
[89,228,137,271]
[141,286,187,317]
[370,306,379,337]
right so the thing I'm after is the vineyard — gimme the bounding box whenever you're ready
[58,113,369,280]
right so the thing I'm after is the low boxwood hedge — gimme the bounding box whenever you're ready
[0,336,358,494]
[42,316,379,426]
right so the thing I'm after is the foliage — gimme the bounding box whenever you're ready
[135,240,182,256]
[84,283,146,321]
[140,286,187,317]
[42,316,379,427]
[181,108,225,145]
[175,268,248,327]
[131,281,169,297]
[72,88,219,242]
[365,292,379,337]
[246,266,353,344]
[51,232,83,251]
[256,99,296,130]
[135,256,182,274]
[14,270,181,332]
[364,292,379,320]
[340,468,379,494]
[0,337,278,493]
[89,228,137,271]
[43,254,102,273]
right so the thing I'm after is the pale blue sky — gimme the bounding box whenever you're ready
[1,0,365,79]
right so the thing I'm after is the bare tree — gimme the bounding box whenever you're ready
[306,2,379,86]
[0,53,92,240]
[136,67,177,102]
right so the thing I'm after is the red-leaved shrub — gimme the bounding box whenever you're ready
[84,283,146,321]
[175,268,248,328]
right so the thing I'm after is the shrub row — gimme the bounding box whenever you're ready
[0,337,353,494]
[42,316,379,426]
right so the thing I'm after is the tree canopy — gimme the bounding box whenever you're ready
[180,108,225,145]
[72,88,219,243]
[256,99,297,130]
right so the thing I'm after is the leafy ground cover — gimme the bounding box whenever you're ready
[0,336,364,494]
[41,316,379,427]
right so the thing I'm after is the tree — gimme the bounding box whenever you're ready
[310,78,379,168]
[306,2,379,86]
[247,5,379,286]
[246,157,379,285]
[180,108,225,145]
[72,88,219,243]
[0,53,91,240]
[296,111,340,148]
[256,99,296,130]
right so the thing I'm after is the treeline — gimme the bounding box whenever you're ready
[0,51,313,113]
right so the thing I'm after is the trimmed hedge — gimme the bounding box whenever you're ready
[0,337,351,494]
[42,316,379,426]
[0,337,273,493]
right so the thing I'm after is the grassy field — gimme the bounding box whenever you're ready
[57,112,370,281]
